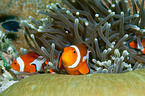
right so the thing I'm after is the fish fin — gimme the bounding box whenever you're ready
[49,69,54,74]
[26,65,36,73]
[27,52,38,58]
[141,38,145,48]
[42,60,49,70]
[44,60,48,65]
[128,41,137,49]
[79,60,90,75]
[57,56,64,70]
[142,48,145,54]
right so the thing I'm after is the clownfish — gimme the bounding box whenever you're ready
[58,44,90,75]
[128,38,145,54]
[11,52,48,73]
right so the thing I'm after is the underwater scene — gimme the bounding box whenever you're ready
[0,0,145,95]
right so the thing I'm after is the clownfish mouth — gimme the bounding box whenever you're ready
[10,68,21,74]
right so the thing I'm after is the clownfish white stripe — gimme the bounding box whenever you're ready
[68,45,81,68]
[16,57,24,72]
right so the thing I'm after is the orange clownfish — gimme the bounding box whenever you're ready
[58,44,90,75]
[128,38,145,54]
[11,52,48,73]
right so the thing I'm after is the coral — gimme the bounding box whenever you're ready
[0,28,18,51]
[2,68,145,96]
[0,30,18,93]
[22,0,145,73]
[0,80,18,93]
[0,60,18,94]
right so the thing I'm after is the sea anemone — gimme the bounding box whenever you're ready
[21,0,145,73]
[2,69,145,95]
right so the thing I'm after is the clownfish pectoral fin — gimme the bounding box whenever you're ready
[142,48,145,54]
[57,56,64,70]
[79,60,90,75]
[28,64,36,73]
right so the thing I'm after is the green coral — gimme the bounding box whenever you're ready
[0,30,17,70]
[0,27,19,93]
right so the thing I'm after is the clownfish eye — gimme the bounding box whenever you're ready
[14,63,17,64]
[73,51,76,53]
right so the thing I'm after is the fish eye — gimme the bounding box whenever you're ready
[14,63,17,64]
[73,51,76,53]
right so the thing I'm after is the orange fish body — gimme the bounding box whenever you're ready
[129,38,145,54]
[11,52,48,73]
[58,44,90,75]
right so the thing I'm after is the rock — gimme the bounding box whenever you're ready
[0,0,61,19]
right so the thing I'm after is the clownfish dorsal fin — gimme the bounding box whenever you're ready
[79,60,90,74]
[27,52,38,58]
[68,45,81,68]
[16,57,24,72]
